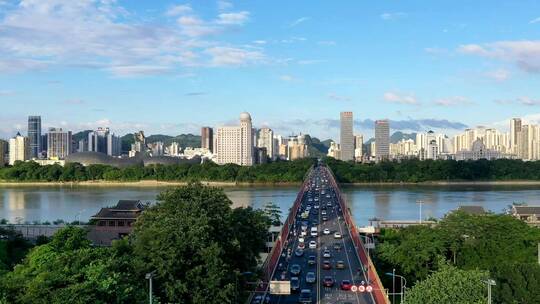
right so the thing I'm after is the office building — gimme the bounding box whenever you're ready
[88,127,121,157]
[214,112,254,166]
[47,128,72,159]
[28,116,42,159]
[257,128,275,160]
[201,127,213,152]
[455,139,503,161]
[0,139,7,167]
[287,134,309,160]
[340,112,354,161]
[375,120,390,160]
[354,135,363,160]
[9,133,29,165]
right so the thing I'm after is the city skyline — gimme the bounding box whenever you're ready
[1,0,540,139]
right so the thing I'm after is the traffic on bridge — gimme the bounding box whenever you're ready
[251,164,388,304]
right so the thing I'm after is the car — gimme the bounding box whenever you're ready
[327,202,332,207]
[323,276,335,287]
[252,295,270,304]
[340,280,353,290]
[314,204,319,209]
[295,248,304,257]
[306,272,316,283]
[323,228,331,235]
[298,242,305,249]
[321,210,327,215]
[322,216,328,221]
[336,260,346,269]
[290,276,300,292]
[298,237,305,243]
[308,255,316,265]
[323,249,331,258]
[309,240,317,249]
[298,289,313,303]
[334,232,342,239]
[301,230,307,237]
[333,243,342,251]
[312,219,319,225]
[290,264,301,275]
[322,260,331,270]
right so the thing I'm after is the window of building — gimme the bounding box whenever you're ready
[98,220,106,226]
[108,221,116,226]
[117,220,125,226]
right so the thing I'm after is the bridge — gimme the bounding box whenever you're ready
[251,164,388,304]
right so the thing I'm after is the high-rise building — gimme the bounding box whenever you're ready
[340,112,354,161]
[354,135,363,160]
[9,133,29,165]
[27,116,42,159]
[327,142,341,159]
[375,120,390,160]
[287,134,309,160]
[168,142,181,156]
[257,128,275,160]
[201,127,213,152]
[149,142,164,156]
[510,118,522,154]
[47,128,72,159]
[0,139,7,167]
[88,127,121,156]
[214,112,254,166]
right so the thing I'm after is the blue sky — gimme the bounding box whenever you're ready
[0,0,539,140]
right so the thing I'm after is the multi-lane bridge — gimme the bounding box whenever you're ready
[251,163,388,304]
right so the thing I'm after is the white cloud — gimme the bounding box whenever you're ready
[297,59,324,65]
[318,40,336,46]
[0,1,262,75]
[380,12,407,21]
[434,96,470,107]
[217,1,233,11]
[530,17,540,24]
[0,90,14,96]
[485,69,510,81]
[279,75,296,82]
[166,4,192,17]
[458,40,540,73]
[327,93,351,102]
[216,11,249,25]
[205,46,264,66]
[289,17,310,28]
[383,92,418,105]
[518,96,540,106]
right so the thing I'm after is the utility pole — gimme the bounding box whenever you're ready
[146,271,156,304]
[416,200,424,224]
[485,279,496,304]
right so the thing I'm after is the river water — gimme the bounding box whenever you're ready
[1,184,539,226]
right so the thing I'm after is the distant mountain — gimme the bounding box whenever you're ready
[72,130,92,143]
[390,131,417,144]
[120,133,201,152]
[304,135,330,157]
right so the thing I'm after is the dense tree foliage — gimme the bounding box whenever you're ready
[0,184,271,304]
[375,211,540,303]
[0,227,145,304]
[0,228,33,274]
[0,158,316,183]
[404,262,488,304]
[131,183,270,303]
[324,157,540,182]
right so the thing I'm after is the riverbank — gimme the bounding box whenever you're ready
[1,179,540,187]
[0,180,303,187]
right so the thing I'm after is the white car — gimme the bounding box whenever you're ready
[309,240,317,249]
[323,228,331,235]
[334,232,342,239]
[321,210,327,215]
[323,249,331,258]
[299,237,305,243]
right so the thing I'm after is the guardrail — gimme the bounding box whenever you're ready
[323,166,390,304]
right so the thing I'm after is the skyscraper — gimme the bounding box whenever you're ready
[47,128,72,159]
[9,133,29,165]
[257,128,275,159]
[510,118,522,154]
[201,127,213,152]
[0,139,7,167]
[375,120,390,160]
[88,127,121,156]
[28,116,41,159]
[340,112,354,161]
[214,112,254,166]
[354,134,363,160]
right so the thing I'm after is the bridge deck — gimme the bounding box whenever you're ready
[251,164,388,304]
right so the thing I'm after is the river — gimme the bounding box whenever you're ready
[1,184,539,226]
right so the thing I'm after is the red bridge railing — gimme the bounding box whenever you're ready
[324,166,390,304]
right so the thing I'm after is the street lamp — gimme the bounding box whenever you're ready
[385,271,407,304]
[145,270,156,304]
[484,279,496,304]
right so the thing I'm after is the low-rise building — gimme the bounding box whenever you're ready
[511,205,540,226]
[88,200,145,246]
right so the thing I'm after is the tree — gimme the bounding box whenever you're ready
[405,262,488,304]
[130,183,270,304]
[0,227,144,304]
[262,202,282,226]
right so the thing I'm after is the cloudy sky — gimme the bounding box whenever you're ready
[1,0,540,140]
